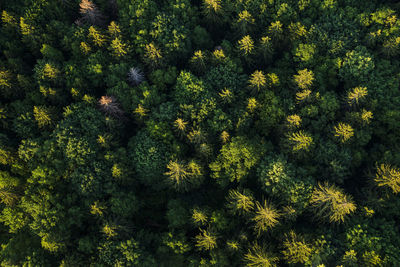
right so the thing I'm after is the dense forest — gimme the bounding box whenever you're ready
[1,0,400,266]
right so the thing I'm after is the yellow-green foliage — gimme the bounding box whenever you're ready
[310,182,356,223]
[286,114,302,128]
[282,231,312,264]
[192,208,208,225]
[374,163,400,194]
[33,106,52,128]
[296,89,312,102]
[195,229,217,251]
[334,123,354,143]
[88,26,106,46]
[288,131,313,152]
[110,38,128,57]
[347,87,368,106]
[144,43,162,66]
[249,70,266,92]
[244,243,279,267]
[227,189,255,215]
[238,35,255,55]
[252,200,280,235]
[294,69,314,89]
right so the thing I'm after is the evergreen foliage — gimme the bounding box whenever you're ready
[0,0,400,265]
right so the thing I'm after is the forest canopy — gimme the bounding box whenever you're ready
[1,0,400,266]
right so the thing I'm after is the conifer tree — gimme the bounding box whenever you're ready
[244,243,279,267]
[374,164,400,194]
[77,0,105,26]
[282,231,312,264]
[227,189,255,215]
[294,69,314,89]
[310,182,356,223]
[252,200,280,235]
[33,106,52,128]
[238,35,255,56]
[98,96,124,118]
[334,123,354,143]
[249,71,266,93]
[195,229,217,251]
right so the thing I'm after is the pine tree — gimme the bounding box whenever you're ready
[238,35,255,56]
[219,88,234,103]
[165,160,203,191]
[127,67,144,86]
[288,131,313,152]
[244,243,278,267]
[144,43,162,67]
[268,21,283,41]
[259,36,273,59]
[173,118,188,132]
[347,87,368,106]
[33,106,52,128]
[108,21,121,37]
[202,0,223,23]
[192,208,208,225]
[191,50,206,68]
[110,38,128,57]
[286,114,302,128]
[252,200,280,235]
[249,70,266,93]
[88,26,106,47]
[334,123,354,143]
[294,69,314,89]
[77,0,105,26]
[282,231,312,264]
[227,189,255,215]
[98,96,124,117]
[296,89,312,102]
[195,229,217,251]
[220,131,230,143]
[374,164,400,194]
[235,10,255,34]
[310,182,356,223]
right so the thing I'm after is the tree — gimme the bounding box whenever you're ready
[282,231,312,264]
[76,0,105,26]
[226,189,255,215]
[252,200,280,235]
[127,67,144,86]
[202,0,223,23]
[144,43,163,67]
[238,35,254,56]
[294,69,314,89]
[110,38,128,57]
[374,164,400,194]
[98,96,124,118]
[210,136,264,185]
[164,160,203,191]
[334,123,354,143]
[347,87,368,106]
[249,70,266,93]
[287,131,313,152]
[244,243,278,267]
[33,106,52,128]
[310,182,356,223]
[195,229,217,251]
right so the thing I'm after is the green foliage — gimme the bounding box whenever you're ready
[257,155,313,212]
[0,0,400,265]
[128,130,171,190]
